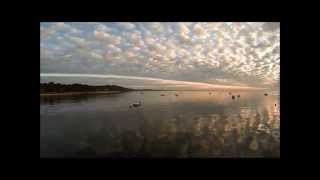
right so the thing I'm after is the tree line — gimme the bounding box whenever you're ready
[40,82,133,93]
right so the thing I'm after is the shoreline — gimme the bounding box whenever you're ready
[40,91,125,96]
[40,89,275,96]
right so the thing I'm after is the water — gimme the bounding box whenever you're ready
[40,91,280,158]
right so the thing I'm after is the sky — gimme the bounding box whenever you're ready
[40,22,280,90]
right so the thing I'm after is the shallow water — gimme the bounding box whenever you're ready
[40,91,280,158]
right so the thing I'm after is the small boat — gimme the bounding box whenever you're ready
[232,95,235,99]
[175,94,179,96]
[275,104,277,107]
[131,101,141,107]
[264,93,268,96]
[161,94,165,96]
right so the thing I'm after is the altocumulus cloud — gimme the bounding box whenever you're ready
[40,22,279,90]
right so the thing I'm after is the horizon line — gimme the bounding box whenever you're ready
[40,73,268,90]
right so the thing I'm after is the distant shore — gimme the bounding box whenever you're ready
[40,91,123,96]
[40,82,271,97]
[40,82,134,96]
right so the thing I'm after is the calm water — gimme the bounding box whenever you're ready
[40,91,280,158]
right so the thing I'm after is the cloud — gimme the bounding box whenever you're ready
[40,22,280,89]
[145,22,163,32]
[93,30,121,45]
[193,23,209,39]
[95,23,112,32]
[262,22,280,32]
[90,52,103,60]
[68,36,87,48]
[56,22,67,27]
[117,22,136,30]
[178,23,190,34]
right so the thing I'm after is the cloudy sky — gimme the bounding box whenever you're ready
[40,22,279,90]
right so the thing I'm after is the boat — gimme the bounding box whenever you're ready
[130,101,141,107]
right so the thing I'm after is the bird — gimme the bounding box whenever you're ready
[275,104,277,107]
[232,95,235,99]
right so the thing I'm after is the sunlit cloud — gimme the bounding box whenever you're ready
[40,22,279,90]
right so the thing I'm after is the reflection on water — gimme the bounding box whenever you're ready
[40,91,280,158]
[40,94,106,104]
